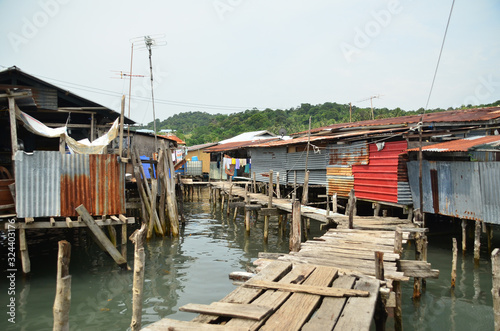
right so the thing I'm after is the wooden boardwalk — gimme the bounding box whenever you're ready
[143,261,381,331]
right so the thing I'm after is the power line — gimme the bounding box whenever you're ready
[424,0,455,111]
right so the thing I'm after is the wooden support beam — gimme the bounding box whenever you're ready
[492,248,500,331]
[65,217,73,228]
[451,238,457,289]
[121,222,127,259]
[290,200,301,252]
[268,170,273,208]
[8,96,18,158]
[373,203,381,217]
[301,170,310,205]
[19,228,30,274]
[244,184,250,233]
[474,220,481,264]
[108,224,117,247]
[375,251,384,280]
[53,240,71,331]
[462,219,467,253]
[130,223,147,331]
[76,205,128,269]
[348,189,356,229]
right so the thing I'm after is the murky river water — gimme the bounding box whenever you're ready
[0,188,496,330]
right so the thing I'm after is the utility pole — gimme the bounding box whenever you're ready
[356,95,382,120]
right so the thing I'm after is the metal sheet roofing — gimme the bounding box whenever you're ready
[293,106,500,136]
[187,142,218,151]
[407,135,500,152]
[218,130,276,144]
[204,138,279,152]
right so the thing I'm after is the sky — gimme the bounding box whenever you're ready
[1,0,499,125]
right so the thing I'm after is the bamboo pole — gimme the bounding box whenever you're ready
[53,240,71,331]
[130,223,147,331]
[290,200,301,252]
[492,248,500,330]
[451,238,457,289]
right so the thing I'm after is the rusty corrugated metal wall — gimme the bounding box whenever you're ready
[408,160,500,224]
[90,154,125,216]
[326,142,368,197]
[352,141,408,204]
[14,151,125,218]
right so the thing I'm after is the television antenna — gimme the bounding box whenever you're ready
[356,94,383,120]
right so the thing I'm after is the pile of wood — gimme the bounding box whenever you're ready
[130,143,179,238]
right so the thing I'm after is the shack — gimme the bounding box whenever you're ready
[0,66,136,273]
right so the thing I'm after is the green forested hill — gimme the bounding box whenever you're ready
[142,101,500,146]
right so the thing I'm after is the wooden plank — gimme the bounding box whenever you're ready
[5,217,135,229]
[302,275,357,331]
[110,215,120,222]
[333,278,380,331]
[244,279,369,297]
[226,264,316,330]
[192,261,292,324]
[118,214,128,223]
[180,302,272,321]
[76,204,128,269]
[65,217,73,228]
[142,319,248,331]
[260,266,338,331]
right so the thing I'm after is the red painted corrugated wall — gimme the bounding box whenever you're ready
[352,141,408,203]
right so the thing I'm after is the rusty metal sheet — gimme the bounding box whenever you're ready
[90,154,125,216]
[60,154,91,217]
[327,177,354,197]
[479,162,500,225]
[327,142,368,166]
[15,151,61,218]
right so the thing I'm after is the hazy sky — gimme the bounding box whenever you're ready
[2,0,499,124]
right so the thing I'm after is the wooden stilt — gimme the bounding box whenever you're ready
[227,184,232,216]
[394,280,403,331]
[474,220,481,264]
[276,172,281,199]
[264,216,269,242]
[451,238,457,289]
[301,170,310,205]
[278,214,283,236]
[53,240,71,331]
[76,205,129,269]
[332,193,337,213]
[492,248,500,331]
[233,206,238,221]
[374,203,381,217]
[290,200,301,252]
[19,228,30,274]
[108,225,117,247]
[130,223,147,331]
[375,251,384,281]
[348,189,356,229]
[244,184,250,233]
[253,172,257,193]
[407,207,414,221]
[121,222,128,259]
[462,219,467,254]
[487,224,493,254]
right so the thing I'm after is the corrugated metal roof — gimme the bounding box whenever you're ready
[204,138,279,153]
[219,130,276,144]
[352,141,408,204]
[15,151,61,218]
[187,142,218,151]
[407,135,500,152]
[294,106,500,136]
[157,134,185,145]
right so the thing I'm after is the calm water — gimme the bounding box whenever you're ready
[0,188,496,330]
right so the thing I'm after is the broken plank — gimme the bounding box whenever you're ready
[142,318,248,331]
[180,302,272,321]
[76,204,128,269]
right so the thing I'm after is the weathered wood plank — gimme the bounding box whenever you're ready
[333,278,380,331]
[180,302,272,321]
[302,275,356,331]
[142,319,248,331]
[244,279,369,297]
[260,266,338,331]
[192,261,292,324]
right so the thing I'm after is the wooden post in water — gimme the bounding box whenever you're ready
[53,240,71,331]
[276,172,281,199]
[332,193,337,213]
[487,224,493,254]
[413,233,422,299]
[474,220,481,264]
[374,203,381,217]
[264,170,273,241]
[461,219,467,254]
[301,170,310,205]
[121,215,128,259]
[227,184,233,216]
[394,280,403,331]
[130,223,147,331]
[374,251,387,331]
[451,238,457,289]
[290,200,301,252]
[252,172,257,193]
[244,184,250,233]
[492,248,500,330]
[19,228,30,274]
[348,189,356,229]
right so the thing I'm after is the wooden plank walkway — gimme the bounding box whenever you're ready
[143,261,381,331]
